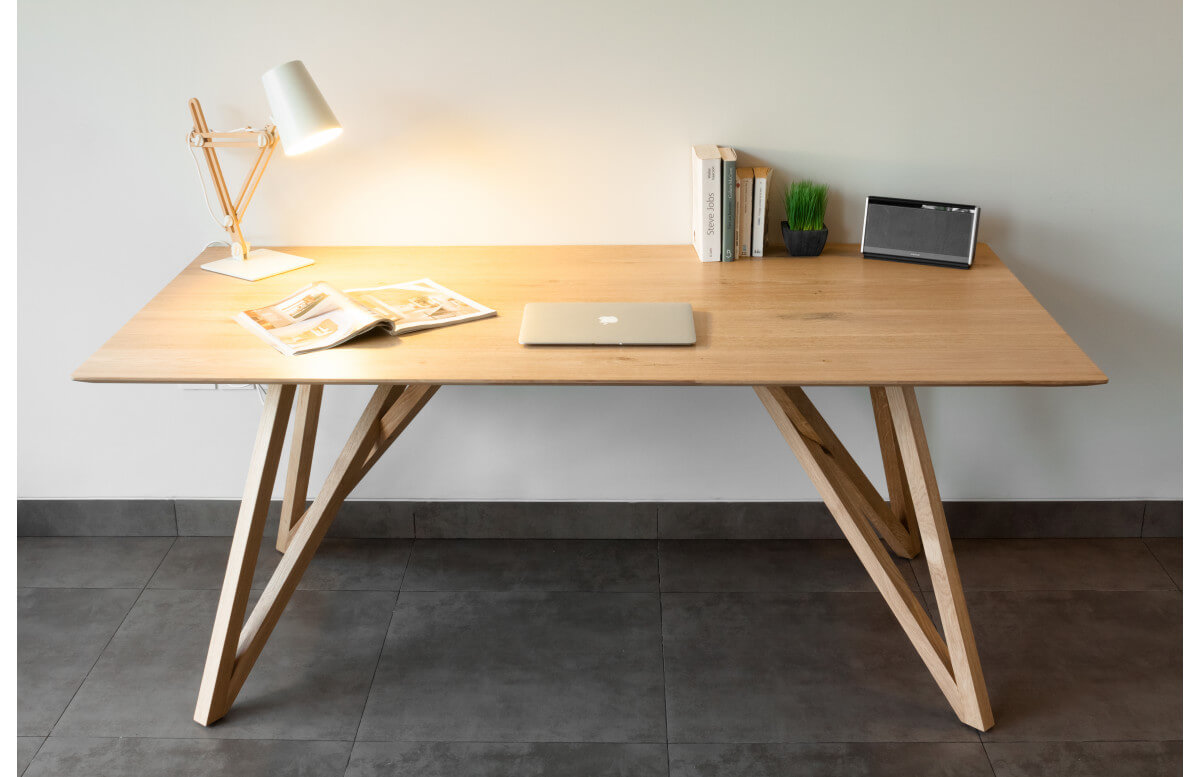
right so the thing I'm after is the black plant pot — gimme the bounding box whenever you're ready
[780,222,829,257]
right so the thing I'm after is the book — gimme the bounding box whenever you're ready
[719,147,737,261]
[691,144,722,262]
[236,278,496,355]
[735,167,755,258]
[751,166,774,257]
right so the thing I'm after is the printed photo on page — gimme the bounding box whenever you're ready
[235,278,495,355]
[344,278,495,334]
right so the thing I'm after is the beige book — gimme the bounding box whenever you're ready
[735,167,755,258]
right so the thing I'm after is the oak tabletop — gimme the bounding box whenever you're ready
[73,243,1106,387]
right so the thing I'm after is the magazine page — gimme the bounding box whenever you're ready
[235,282,383,356]
[344,278,496,335]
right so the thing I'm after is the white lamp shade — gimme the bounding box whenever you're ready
[262,60,342,156]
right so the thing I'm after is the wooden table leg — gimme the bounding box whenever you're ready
[870,386,921,556]
[885,385,993,730]
[779,387,920,558]
[277,384,323,553]
[194,384,295,725]
[193,383,439,726]
[756,385,993,731]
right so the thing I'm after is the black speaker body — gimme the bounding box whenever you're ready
[860,196,980,269]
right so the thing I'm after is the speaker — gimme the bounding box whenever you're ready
[860,196,980,269]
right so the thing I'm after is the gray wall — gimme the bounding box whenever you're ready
[18,0,1181,501]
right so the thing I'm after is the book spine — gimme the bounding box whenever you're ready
[692,154,721,262]
[751,176,767,257]
[721,158,736,261]
[734,178,744,259]
[702,157,721,261]
[692,154,702,259]
[736,170,753,257]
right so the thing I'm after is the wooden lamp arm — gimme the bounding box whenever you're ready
[188,97,279,260]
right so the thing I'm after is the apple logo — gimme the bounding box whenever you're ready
[598,315,619,325]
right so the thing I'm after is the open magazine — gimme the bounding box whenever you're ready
[236,278,496,355]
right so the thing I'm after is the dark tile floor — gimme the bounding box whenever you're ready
[17,536,1182,776]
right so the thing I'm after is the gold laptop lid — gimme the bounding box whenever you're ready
[519,302,696,345]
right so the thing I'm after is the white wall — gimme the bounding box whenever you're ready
[18,0,1181,501]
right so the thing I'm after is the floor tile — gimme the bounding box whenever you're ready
[657,503,840,540]
[172,500,418,538]
[1145,538,1182,589]
[941,501,1144,538]
[54,588,395,740]
[1142,501,1183,537]
[911,539,1176,591]
[968,590,1181,741]
[147,536,276,590]
[173,500,281,537]
[23,737,352,777]
[346,741,667,777]
[18,538,174,589]
[661,592,977,743]
[329,501,417,539]
[984,740,1182,777]
[17,500,176,537]
[148,537,410,591]
[18,738,44,776]
[660,540,918,592]
[416,502,657,539]
[18,588,139,736]
[357,591,665,742]
[669,742,995,777]
[403,540,657,591]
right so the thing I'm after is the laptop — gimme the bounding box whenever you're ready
[518,302,696,345]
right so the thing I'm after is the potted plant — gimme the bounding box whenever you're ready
[781,180,829,256]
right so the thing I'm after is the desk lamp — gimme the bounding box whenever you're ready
[188,60,342,281]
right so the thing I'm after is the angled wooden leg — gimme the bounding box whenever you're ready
[756,386,963,721]
[869,386,921,556]
[194,384,295,726]
[885,385,993,731]
[282,384,439,548]
[778,387,920,559]
[193,384,439,721]
[277,384,323,553]
[359,384,441,476]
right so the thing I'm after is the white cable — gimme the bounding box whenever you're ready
[186,125,264,232]
[186,131,230,232]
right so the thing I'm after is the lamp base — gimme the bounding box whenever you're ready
[201,249,315,281]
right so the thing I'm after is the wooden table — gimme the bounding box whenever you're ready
[75,243,1105,733]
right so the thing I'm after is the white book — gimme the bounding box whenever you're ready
[691,145,722,262]
[751,166,773,257]
[735,167,754,258]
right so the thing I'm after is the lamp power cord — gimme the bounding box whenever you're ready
[186,128,270,406]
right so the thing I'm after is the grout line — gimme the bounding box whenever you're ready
[656,540,671,751]
[979,738,998,777]
[1141,538,1182,592]
[20,736,47,777]
[905,557,925,593]
[42,536,179,740]
[346,539,412,766]
[977,731,998,777]
[1139,501,1147,538]
[646,585,1180,595]
[396,539,415,593]
[20,735,1186,745]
